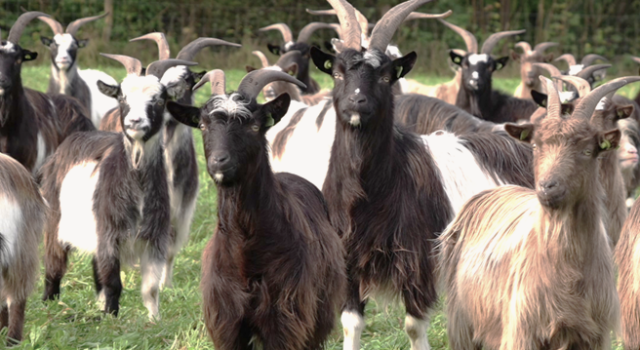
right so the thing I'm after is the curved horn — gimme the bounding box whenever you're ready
[65,12,109,36]
[8,11,50,44]
[554,53,577,67]
[533,42,558,55]
[533,63,564,90]
[275,50,302,69]
[573,77,640,120]
[480,29,526,55]
[575,64,611,80]
[146,59,198,79]
[632,56,640,65]
[38,16,63,35]
[580,54,608,66]
[130,32,171,61]
[193,69,226,95]
[259,23,294,43]
[176,38,241,61]
[237,69,306,101]
[438,19,477,54]
[540,76,562,119]
[354,9,370,38]
[306,9,336,15]
[552,75,591,98]
[297,22,341,44]
[515,41,532,53]
[405,9,453,22]
[326,0,362,51]
[100,53,143,76]
[252,50,270,68]
[369,0,439,52]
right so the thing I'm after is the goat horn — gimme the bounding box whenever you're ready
[515,41,532,53]
[480,29,526,55]
[438,19,477,54]
[252,50,270,68]
[38,16,64,35]
[354,9,370,38]
[297,22,341,44]
[100,53,143,76]
[306,9,336,15]
[275,50,302,70]
[176,38,241,61]
[237,69,306,101]
[573,77,640,120]
[554,53,577,67]
[369,0,438,53]
[404,9,453,22]
[575,64,611,80]
[533,63,564,91]
[580,54,608,66]
[259,23,294,44]
[632,56,640,65]
[540,76,562,119]
[193,69,226,96]
[66,12,109,36]
[552,75,591,98]
[8,11,50,44]
[533,42,558,55]
[326,0,362,51]
[130,32,171,61]
[146,59,198,79]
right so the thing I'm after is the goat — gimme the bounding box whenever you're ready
[616,197,640,350]
[38,13,118,128]
[40,54,195,319]
[100,33,240,288]
[260,22,340,94]
[166,69,346,350]
[555,53,608,84]
[617,117,640,208]
[0,153,46,344]
[511,41,558,100]
[438,75,630,350]
[310,1,455,349]
[0,12,95,174]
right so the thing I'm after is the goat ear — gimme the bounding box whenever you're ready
[616,104,634,120]
[77,39,89,48]
[310,47,335,76]
[21,50,37,62]
[166,101,201,128]
[511,50,521,61]
[449,50,464,67]
[40,37,52,46]
[531,90,547,108]
[505,123,534,143]
[97,80,120,99]
[283,63,298,76]
[389,52,417,81]
[245,65,258,73]
[267,44,281,56]
[494,56,509,71]
[598,129,621,151]
[260,93,291,130]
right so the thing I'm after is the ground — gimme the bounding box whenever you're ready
[6,65,636,349]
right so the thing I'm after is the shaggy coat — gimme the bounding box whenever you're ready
[616,198,640,350]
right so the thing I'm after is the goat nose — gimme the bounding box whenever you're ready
[628,145,638,155]
[212,152,230,166]
[348,94,367,105]
[539,180,558,192]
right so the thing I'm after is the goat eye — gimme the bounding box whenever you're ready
[156,99,164,106]
[532,143,537,150]
[583,149,592,156]
[380,76,390,83]
[199,124,206,131]
[333,72,342,80]
[251,124,260,132]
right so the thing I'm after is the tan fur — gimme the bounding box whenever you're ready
[616,199,640,349]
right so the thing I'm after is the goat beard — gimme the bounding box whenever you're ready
[0,95,10,127]
[128,139,145,170]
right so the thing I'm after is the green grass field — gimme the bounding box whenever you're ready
[6,65,637,349]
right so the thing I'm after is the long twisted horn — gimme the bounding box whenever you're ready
[480,29,526,55]
[8,11,50,44]
[306,9,336,16]
[555,53,577,67]
[100,53,143,76]
[438,19,477,54]
[297,22,341,44]
[193,69,226,95]
[259,23,294,44]
[552,75,591,98]
[326,0,362,51]
[176,38,241,61]
[515,41,532,54]
[533,42,558,55]
[573,77,640,120]
[306,7,369,38]
[540,76,561,119]
[66,12,109,36]
[580,54,608,66]
[146,59,198,79]
[575,64,611,80]
[38,16,64,35]
[237,69,306,101]
[252,50,270,68]
[130,32,171,61]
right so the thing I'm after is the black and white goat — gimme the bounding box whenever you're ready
[167,69,346,350]
[0,153,46,344]
[40,54,195,318]
[0,11,95,174]
[38,13,119,128]
[100,33,240,288]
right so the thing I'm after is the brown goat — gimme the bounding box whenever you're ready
[512,41,558,100]
[438,76,629,350]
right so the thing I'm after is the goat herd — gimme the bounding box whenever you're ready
[2,0,640,348]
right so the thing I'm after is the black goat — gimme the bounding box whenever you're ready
[167,69,346,350]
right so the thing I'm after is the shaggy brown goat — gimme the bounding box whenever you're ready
[438,76,629,350]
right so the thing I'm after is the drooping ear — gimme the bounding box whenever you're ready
[505,123,535,143]
[616,104,634,120]
[193,70,206,84]
[245,65,258,73]
[511,50,521,61]
[494,56,509,71]
[40,37,53,46]
[389,52,417,82]
[22,50,37,62]
[260,93,291,130]
[77,39,89,48]
[531,90,547,108]
[449,50,464,67]
[267,43,281,56]
[283,63,298,76]
[166,101,201,128]
[598,128,621,152]
[310,47,335,76]
[97,80,120,99]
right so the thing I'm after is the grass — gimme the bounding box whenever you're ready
[7,65,637,349]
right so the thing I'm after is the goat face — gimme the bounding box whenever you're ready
[41,34,87,71]
[166,92,291,185]
[311,47,415,127]
[450,51,508,93]
[0,41,37,98]
[98,75,168,142]
[505,119,620,209]
[617,118,639,171]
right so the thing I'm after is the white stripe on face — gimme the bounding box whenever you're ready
[53,34,76,69]
[468,54,489,65]
[120,75,164,140]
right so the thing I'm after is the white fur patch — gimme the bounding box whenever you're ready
[405,315,431,350]
[140,251,163,319]
[58,162,100,254]
[0,42,16,53]
[160,66,189,87]
[79,69,119,127]
[354,88,360,95]
[33,132,47,173]
[214,172,224,183]
[471,71,479,79]
[349,113,361,126]
[568,64,584,76]
[0,196,21,265]
[210,93,252,119]
[53,34,75,69]
[596,97,608,111]
[385,45,402,59]
[284,41,294,51]
[341,311,365,350]
[363,51,382,68]
[559,91,578,104]
[468,54,489,65]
